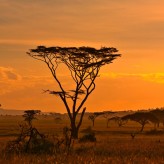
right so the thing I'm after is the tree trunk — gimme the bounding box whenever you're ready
[71,125,79,139]
[71,118,79,139]
[93,120,95,127]
[70,107,86,139]
[140,124,145,132]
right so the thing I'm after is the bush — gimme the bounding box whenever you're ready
[26,138,55,154]
[79,129,96,143]
[5,137,55,154]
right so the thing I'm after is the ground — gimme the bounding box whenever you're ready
[0,114,164,163]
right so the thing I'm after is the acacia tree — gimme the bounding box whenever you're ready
[88,112,103,127]
[23,110,41,128]
[103,111,116,128]
[150,108,164,128]
[109,116,127,127]
[27,46,121,138]
[122,112,159,132]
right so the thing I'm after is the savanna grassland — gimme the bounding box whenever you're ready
[0,114,164,164]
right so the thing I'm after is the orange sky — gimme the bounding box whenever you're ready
[0,0,164,113]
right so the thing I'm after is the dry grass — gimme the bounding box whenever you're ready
[0,115,164,164]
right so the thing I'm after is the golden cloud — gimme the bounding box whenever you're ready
[0,67,54,95]
[101,72,164,83]
[0,66,75,96]
[0,67,21,81]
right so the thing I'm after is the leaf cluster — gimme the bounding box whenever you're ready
[23,110,41,127]
[28,46,121,71]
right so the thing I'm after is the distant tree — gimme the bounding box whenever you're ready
[88,112,103,127]
[122,112,159,132]
[23,110,41,126]
[27,46,121,138]
[5,110,45,153]
[109,116,127,127]
[102,111,116,128]
[150,108,164,128]
[23,110,41,127]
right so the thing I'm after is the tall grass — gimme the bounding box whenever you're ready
[0,115,164,163]
[1,136,164,163]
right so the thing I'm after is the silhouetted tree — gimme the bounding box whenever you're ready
[102,111,116,127]
[88,112,103,127]
[27,46,121,138]
[122,112,159,132]
[109,116,127,127]
[5,110,48,153]
[22,110,44,152]
[23,110,40,127]
[150,108,164,128]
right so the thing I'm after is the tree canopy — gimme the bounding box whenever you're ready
[122,112,159,132]
[23,110,41,127]
[27,46,121,138]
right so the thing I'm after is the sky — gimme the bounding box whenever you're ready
[0,0,164,113]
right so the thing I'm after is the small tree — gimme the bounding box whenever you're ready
[109,116,127,127]
[122,112,159,132]
[23,110,40,127]
[88,112,103,127]
[27,46,121,138]
[22,110,45,152]
[102,111,116,128]
[150,108,164,128]
[5,110,49,154]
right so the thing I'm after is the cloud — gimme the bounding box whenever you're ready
[0,67,21,95]
[0,66,53,95]
[0,66,75,96]
[0,67,21,81]
[0,66,81,111]
[101,72,164,84]
[0,0,164,50]
[1,66,164,112]
[89,70,164,111]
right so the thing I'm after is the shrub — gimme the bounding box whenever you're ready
[5,135,55,154]
[79,127,96,143]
